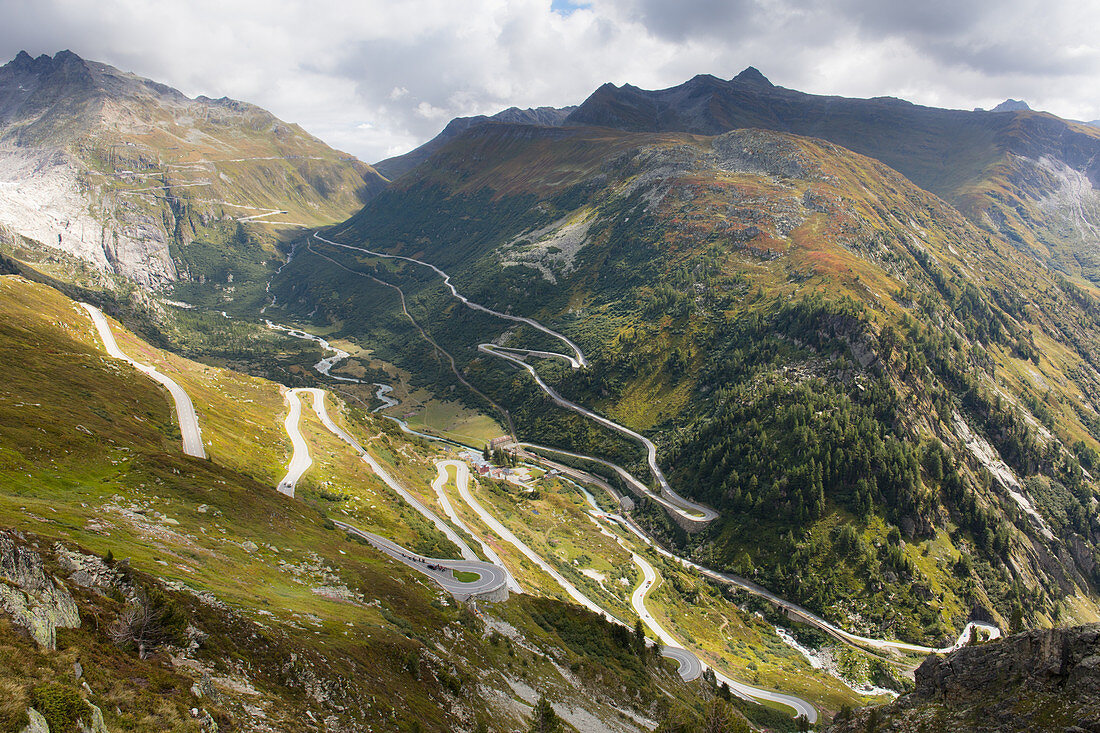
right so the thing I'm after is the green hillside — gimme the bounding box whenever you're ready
[565,70,1100,287]
[0,273,727,732]
[272,122,1100,646]
[0,51,386,290]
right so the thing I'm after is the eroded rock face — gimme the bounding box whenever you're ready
[0,532,80,649]
[827,624,1100,732]
[914,625,1100,702]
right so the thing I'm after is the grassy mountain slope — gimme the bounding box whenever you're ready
[275,121,1100,646]
[373,106,575,181]
[0,273,723,732]
[565,69,1100,287]
[0,50,386,286]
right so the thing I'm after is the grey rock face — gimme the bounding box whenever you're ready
[20,707,49,733]
[992,99,1031,113]
[0,532,80,649]
[912,624,1100,703]
[827,624,1100,732]
[78,701,109,733]
[55,543,122,590]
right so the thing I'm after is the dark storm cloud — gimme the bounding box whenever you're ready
[614,0,765,42]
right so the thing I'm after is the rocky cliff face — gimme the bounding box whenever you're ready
[828,625,1100,732]
[0,531,79,650]
[0,50,386,286]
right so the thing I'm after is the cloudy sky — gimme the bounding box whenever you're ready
[2,0,1097,163]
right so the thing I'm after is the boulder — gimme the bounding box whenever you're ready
[78,701,109,733]
[20,708,49,733]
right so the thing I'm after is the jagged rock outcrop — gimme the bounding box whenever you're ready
[992,99,1032,113]
[827,625,1100,732]
[0,532,79,649]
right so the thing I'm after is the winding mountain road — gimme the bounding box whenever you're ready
[441,459,708,683]
[312,233,716,528]
[630,554,703,681]
[431,463,522,592]
[608,503,999,657]
[629,551,816,721]
[277,389,312,497]
[291,234,999,716]
[314,233,587,367]
[286,388,483,562]
[443,460,608,615]
[480,346,717,523]
[81,303,206,458]
[276,387,510,598]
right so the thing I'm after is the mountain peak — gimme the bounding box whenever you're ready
[732,66,772,87]
[4,50,90,77]
[686,73,722,86]
[992,98,1031,112]
[53,49,84,64]
[11,50,34,69]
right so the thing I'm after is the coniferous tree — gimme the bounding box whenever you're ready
[528,696,563,733]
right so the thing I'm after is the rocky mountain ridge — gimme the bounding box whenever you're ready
[373,104,576,181]
[563,68,1100,283]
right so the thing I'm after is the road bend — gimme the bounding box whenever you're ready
[81,303,206,459]
[277,388,511,598]
[441,459,704,682]
[334,521,508,600]
[289,388,484,563]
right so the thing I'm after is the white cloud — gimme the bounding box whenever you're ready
[414,101,448,119]
[1,0,1099,162]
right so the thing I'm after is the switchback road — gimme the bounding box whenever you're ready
[441,459,705,682]
[276,387,510,599]
[312,233,716,528]
[334,521,508,601]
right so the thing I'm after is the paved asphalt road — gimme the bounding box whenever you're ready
[630,552,816,721]
[76,290,924,724]
[628,553,703,682]
[277,388,312,497]
[277,389,511,598]
[334,520,508,599]
[480,345,718,525]
[430,463,522,592]
[81,303,206,459]
[444,460,609,615]
[295,388,483,562]
[291,237,988,718]
[313,233,717,528]
[443,460,706,682]
[314,233,587,367]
